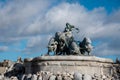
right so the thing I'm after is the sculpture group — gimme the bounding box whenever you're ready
[47,23,93,55]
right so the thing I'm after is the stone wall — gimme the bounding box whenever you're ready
[24,56,114,77]
[0,67,6,74]
[0,56,119,80]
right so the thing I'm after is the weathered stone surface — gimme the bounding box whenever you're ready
[0,74,4,80]
[0,67,6,74]
[49,75,56,80]
[24,58,33,74]
[42,74,50,80]
[32,56,113,63]
[83,74,92,80]
[25,56,114,76]
[37,75,42,80]
[56,75,62,80]
[31,74,37,80]
[1,56,119,80]
[73,72,82,80]
[26,74,32,80]
[63,76,72,80]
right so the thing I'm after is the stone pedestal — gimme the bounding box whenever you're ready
[0,67,6,74]
[24,56,114,76]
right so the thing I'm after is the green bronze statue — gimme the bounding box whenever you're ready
[47,23,93,55]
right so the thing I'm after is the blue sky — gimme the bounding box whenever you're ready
[74,0,120,13]
[0,0,120,61]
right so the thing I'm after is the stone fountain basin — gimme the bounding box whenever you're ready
[24,56,114,76]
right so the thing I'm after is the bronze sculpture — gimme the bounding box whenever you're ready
[47,23,93,55]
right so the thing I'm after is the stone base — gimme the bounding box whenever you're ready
[24,56,114,76]
[0,67,6,74]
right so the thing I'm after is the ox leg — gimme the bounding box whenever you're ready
[87,51,90,56]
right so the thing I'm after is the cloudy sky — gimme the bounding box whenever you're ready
[0,0,120,61]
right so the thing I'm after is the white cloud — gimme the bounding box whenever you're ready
[93,41,120,56]
[0,46,8,52]
[0,0,53,37]
[24,2,120,56]
[106,9,120,23]
[22,35,52,54]
[0,1,120,57]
